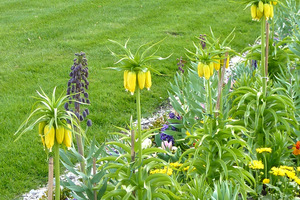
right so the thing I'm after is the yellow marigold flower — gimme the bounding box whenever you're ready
[263,179,270,184]
[183,166,190,171]
[249,160,264,170]
[256,147,272,153]
[286,171,296,180]
[295,177,300,185]
[280,165,294,172]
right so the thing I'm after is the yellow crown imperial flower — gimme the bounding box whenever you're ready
[225,55,230,68]
[203,64,210,80]
[145,70,152,90]
[197,62,204,77]
[213,56,221,71]
[44,124,55,151]
[123,70,129,91]
[38,121,47,146]
[256,8,264,20]
[258,1,264,13]
[209,62,214,76]
[270,4,274,19]
[138,71,146,90]
[264,4,271,20]
[55,125,65,144]
[251,4,257,20]
[63,124,72,149]
[127,71,137,95]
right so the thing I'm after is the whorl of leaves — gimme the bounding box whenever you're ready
[65,52,92,127]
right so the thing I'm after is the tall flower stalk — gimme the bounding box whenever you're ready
[14,87,81,200]
[108,38,170,198]
[65,52,92,173]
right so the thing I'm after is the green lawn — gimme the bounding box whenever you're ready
[0,0,260,199]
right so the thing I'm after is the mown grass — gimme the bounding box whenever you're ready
[0,0,260,199]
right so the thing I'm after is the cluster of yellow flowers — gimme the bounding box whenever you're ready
[150,166,173,176]
[256,147,272,153]
[197,55,229,80]
[123,70,152,95]
[39,122,72,151]
[270,166,300,185]
[251,1,277,21]
[249,160,264,169]
[170,162,183,168]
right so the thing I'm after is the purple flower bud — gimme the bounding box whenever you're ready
[82,98,85,103]
[75,112,80,119]
[79,115,84,121]
[69,72,73,77]
[169,112,175,119]
[85,109,89,115]
[87,119,92,127]
[83,111,87,118]
[64,103,69,110]
[71,65,75,70]
[86,99,90,104]
[84,93,88,98]
[85,85,88,90]
[68,81,71,87]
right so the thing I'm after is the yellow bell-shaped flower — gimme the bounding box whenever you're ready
[63,124,72,149]
[55,125,65,144]
[203,65,210,80]
[197,62,204,77]
[44,124,55,151]
[127,71,137,95]
[145,70,152,90]
[138,71,146,90]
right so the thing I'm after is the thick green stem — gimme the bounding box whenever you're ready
[263,154,268,179]
[206,79,213,135]
[136,87,143,198]
[261,17,267,97]
[54,142,60,200]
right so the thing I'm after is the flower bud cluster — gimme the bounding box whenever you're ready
[65,52,92,127]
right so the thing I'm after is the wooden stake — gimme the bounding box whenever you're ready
[48,157,53,200]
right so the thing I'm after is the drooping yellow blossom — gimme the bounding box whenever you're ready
[203,64,210,80]
[251,4,257,20]
[213,56,221,71]
[197,62,204,77]
[249,160,264,170]
[138,71,146,90]
[256,147,272,153]
[127,71,137,95]
[44,124,55,151]
[262,178,270,184]
[145,70,152,90]
[209,62,214,76]
[270,4,274,19]
[123,70,129,91]
[258,1,264,13]
[256,8,264,20]
[263,4,271,20]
